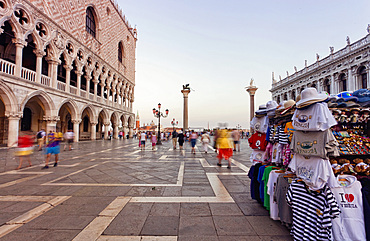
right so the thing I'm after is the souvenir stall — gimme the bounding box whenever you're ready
[248,88,370,241]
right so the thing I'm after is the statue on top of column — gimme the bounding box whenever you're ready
[249,78,254,86]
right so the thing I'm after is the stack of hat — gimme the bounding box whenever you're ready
[326,91,365,108]
[296,88,328,109]
[353,89,370,107]
[255,100,278,117]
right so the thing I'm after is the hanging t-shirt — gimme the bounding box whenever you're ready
[275,174,293,225]
[288,154,339,191]
[290,129,339,159]
[292,102,337,131]
[286,181,341,241]
[262,166,274,211]
[250,149,266,164]
[253,163,263,204]
[271,143,282,164]
[267,170,281,220]
[248,166,255,200]
[331,175,366,241]
[278,125,289,145]
[257,165,266,203]
[248,132,268,151]
[250,116,269,133]
[284,121,295,142]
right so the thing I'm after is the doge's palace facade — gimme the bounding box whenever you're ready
[270,26,370,103]
[0,0,137,146]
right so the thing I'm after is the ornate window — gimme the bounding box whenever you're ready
[86,7,96,38]
[324,79,331,94]
[339,74,347,91]
[118,42,123,63]
[359,66,367,89]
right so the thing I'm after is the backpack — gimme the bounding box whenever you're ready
[37,131,42,139]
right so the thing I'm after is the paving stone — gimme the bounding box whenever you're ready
[0,229,48,241]
[246,216,291,236]
[149,203,180,216]
[178,236,220,241]
[141,216,179,236]
[218,236,261,241]
[213,216,257,236]
[260,235,294,241]
[209,203,244,216]
[180,203,211,217]
[179,216,217,236]
[237,203,269,216]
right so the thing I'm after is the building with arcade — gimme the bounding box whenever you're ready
[0,0,137,146]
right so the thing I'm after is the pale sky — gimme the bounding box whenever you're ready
[118,0,370,129]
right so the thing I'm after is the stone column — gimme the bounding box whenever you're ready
[100,82,105,101]
[72,119,81,142]
[90,122,97,140]
[245,85,258,121]
[64,65,72,93]
[106,86,111,105]
[12,38,26,78]
[34,49,45,84]
[104,123,110,140]
[129,126,133,138]
[93,76,99,101]
[44,117,59,134]
[111,89,116,106]
[45,57,60,89]
[85,74,91,96]
[181,88,191,131]
[76,71,82,96]
[6,114,21,147]
[348,68,354,91]
[113,124,119,139]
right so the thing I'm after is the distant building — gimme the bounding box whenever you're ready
[270,26,370,102]
[0,0,137,146]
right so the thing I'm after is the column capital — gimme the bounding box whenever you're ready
[5,111,22,119]
[181,89,191,97]
[12,38,27,47]
[72,119,82,124]
[64,65,73,71]
[90,122,98,126]
[104,122,110,126]
[43,116,60,122]
[45,56,61,65]
[33,49,46,57]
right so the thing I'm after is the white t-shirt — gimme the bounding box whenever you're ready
[271,143,282,164]
[292,102,337,131]
[288,153,339,190]
[250,149,266,165]
[267,170,280,221]
[331,175,366,241]
[140,133,146,141]
[250,116,269,134]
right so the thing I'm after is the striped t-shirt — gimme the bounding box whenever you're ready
[286,181,340,241]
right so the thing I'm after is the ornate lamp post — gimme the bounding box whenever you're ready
[171,118,178,131]
[152,103,169,145]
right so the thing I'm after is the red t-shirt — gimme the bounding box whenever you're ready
[248,132,268,151]
[18,135,33,148]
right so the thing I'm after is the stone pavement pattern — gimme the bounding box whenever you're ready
[0,139,292,240]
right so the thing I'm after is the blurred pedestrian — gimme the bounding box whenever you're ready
[36,129,46,151]
[231,129,241,152]
[216,129,233,169]
[14,132,33,170]
[151,132,157,150]
[172,129,178,149]
[63,129,74,151]
[43,129,63,169]
[178,129,185,151]
[119,131,123,139]
[201,132,211,153]
[213,129,219,152]
[140,131,147,150]
[190,130,198,155]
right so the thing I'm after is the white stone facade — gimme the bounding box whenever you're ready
[270,27,370,103]
[0,0,137,146]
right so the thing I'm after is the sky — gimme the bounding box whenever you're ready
[117,0,370,130]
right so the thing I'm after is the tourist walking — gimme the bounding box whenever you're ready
[201,132,211,153]
[43,130,63,169]
[231,129,241,152]
[178,130,185,151]
[63,129,74,151]
[151,132,157,150]
[172,130,178,149]
[36,129,46,151]
[216,129,233,169]
[14,132,33,170]
[213,129,220,152]
[190,130,198,154]
[140,131,147,150]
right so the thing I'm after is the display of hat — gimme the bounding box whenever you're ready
[328,102,338,108]
[281,99,296,115]
[337,91,358,102]
[296,94,301,102]
[345,101,360,108]
[255,104,267,115]
[353,89,370,103]
[296,88,328,108]
[332,109,341,114]
[265,100,278,111]
[360,100,370,107]
[361,108,370,113]
[350,108,360,113]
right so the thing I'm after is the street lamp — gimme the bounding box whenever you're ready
[153,103,169,145]
[171,118,178,131]
[236,124,241,130]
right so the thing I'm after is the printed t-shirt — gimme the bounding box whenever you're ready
[250,149,266,164]
[250,116,269,133]
[262,166,274,210]
[271,143,282,164]
[140,133,146,141]
[47,132,62,147]
[248,132,268,151]
[290,129,339,159]
[286,181,340,241]
[275,174,293,225]
[267,170,281,220]
[288,153,338,190]
[331,175,366,241]
[292,102,337,131]
[284,121,295,142]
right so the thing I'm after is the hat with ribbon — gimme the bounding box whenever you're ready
[281,99,296,115]
[255,104,267,116]
[296,88,328,108]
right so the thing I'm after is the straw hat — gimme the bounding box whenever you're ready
[281,99,296,115]
[296,88,328,108]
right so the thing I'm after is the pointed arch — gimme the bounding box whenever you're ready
[110,111,119,125]
[57,98,78,120]
[0,79,18,113]
[20,90,55,116]
[80,104,96,122]
[97,108,109,123]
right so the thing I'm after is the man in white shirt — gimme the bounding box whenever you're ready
[140,132,147,150]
